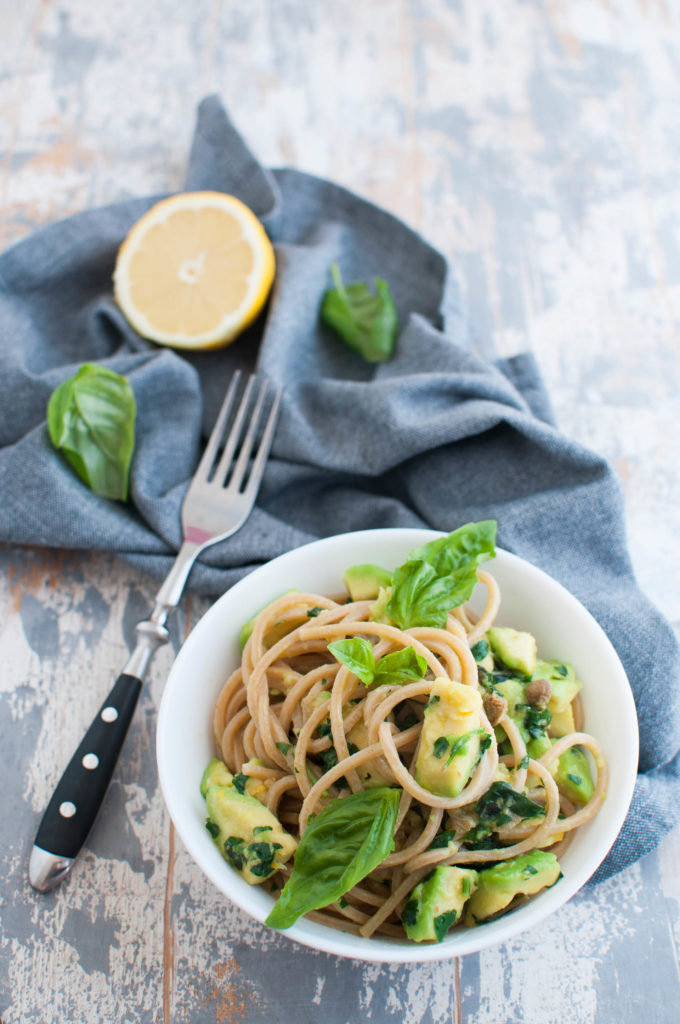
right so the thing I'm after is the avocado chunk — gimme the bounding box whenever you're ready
[204,785,297,885]
[534,659,575,681]
[471,638,494,672]
[554,745,594,806]
[465,851,561,924]
[533,659,582,715]
[548,704,575,737]
[415,678,487,797]
[528,737,594,806]
[487,627,537,676]
[369,585,392,623]
[343,564,393,601]
[402,866,479,942]
[200,758,233,797]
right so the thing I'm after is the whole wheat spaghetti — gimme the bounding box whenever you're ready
[206,528,609,943]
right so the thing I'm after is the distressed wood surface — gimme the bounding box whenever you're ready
[2,2,680,1022]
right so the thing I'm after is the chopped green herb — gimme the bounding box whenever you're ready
[276,741,292,756]
[232,773,248,795]
[471,639,490,661]
[307,607,323,617]
[523,863,539,877]
[476,781,545,830]
[432,728,487,767]
[338,896,348,909]
[318,746,339,772]
[224,836,246,871]
[425,694,440,711]
[248,841,284,878]
[523,706,552,738]
[402,899,419,927]
[253,825,273,834]
[205,820,220,839]
[463,826,496,850]
[566,772,583,786]
[428,830,455,850]
[433,909,458,942]
[433,736,450,759]
[518,755,530,770]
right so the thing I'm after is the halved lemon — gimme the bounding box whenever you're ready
[113,191,275,349]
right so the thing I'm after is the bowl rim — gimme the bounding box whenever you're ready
[157,527,639,962]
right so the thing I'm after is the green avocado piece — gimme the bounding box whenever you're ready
[343,564,393,601]
[402,866,479,942]
[200,758,233,798]
[369,585,392,623]
[487,627,537,677]
[415,678,486,797]
[534,659,575,681]
[493,678,525,718]
[465,851,561,924]
[533,659,582,714]
[204,785,297,885]
[526,737,595,807]
[555,745,594,806]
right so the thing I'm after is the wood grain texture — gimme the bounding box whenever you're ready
[1,2,679,1022]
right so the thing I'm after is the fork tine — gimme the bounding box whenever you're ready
[224,377,271,491]
[211,373,257,485]
[242,385,282,498]
[193,370,242,481]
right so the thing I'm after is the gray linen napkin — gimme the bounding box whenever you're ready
[1,95,678,881]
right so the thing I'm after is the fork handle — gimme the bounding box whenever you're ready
[28,615,171,893]
[28,672,143,892]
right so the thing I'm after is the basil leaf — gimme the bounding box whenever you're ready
[328,637,375,684]
[265,788,400,929]
[406,520,497,577]
[386,521,497,629]
[372,647,427,687]
[386,560,463,629]
[329,639,427,688]
[47,363,136,501]
[476,781,545,829]
[320,263,398,363]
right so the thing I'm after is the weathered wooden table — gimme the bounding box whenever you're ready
[2,2,680,1022]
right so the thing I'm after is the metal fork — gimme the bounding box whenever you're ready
[29,371,282,893]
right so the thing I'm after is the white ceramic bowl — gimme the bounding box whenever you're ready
[157,529,638,962]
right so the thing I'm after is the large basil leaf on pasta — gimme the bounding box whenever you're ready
[47,363,136,501]
[406,520,497,577]
[372,646,427,686]
[386,560,464,630]
[265,788,400,929]
[386,520,497,629]
[328,637,376,684]
[328,638,427,687]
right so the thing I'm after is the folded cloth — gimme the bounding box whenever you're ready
[1,95,678,880]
